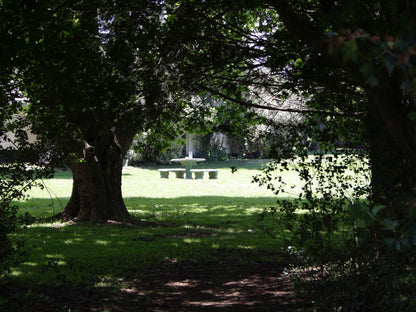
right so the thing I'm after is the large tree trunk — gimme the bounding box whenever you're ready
[366,81,416,220]
[59,130,131,223]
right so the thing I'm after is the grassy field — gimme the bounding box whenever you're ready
[17,159,282,219]
[3,160,301,309]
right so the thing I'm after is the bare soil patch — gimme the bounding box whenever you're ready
[2,262,308,311]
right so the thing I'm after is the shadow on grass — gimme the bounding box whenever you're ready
[4,195,307,311]
[2,262,303,312]
[18,195,279,222]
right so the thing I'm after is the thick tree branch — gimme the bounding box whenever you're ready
[197,84,364,117]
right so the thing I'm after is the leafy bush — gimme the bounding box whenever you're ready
[130,131,185,164]
[205,139,228,161]
[254,125,416,310]
[0,141,55,275]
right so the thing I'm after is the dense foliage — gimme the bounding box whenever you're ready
[255,127,416,311]
[1,1,197,221]
[1,3,56,274]
[0,151,54,275]
[0,116,55,274]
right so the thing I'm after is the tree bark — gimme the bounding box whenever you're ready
[366,81,416,219]
[58,129,132,223]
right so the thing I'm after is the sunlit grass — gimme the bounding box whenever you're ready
[17,160,284,219]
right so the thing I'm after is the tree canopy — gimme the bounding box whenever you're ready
[2,1,185,221]
[164,0,416,209]
[1,0,263,222]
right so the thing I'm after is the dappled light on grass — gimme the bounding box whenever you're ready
[3,161,308,311]
[125,196,277,228]
[27,221,74,228]
[7,205,285,287]
[95,240,110,246]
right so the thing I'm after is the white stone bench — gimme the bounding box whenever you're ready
[157,168,185,179]
[190,169,218,179]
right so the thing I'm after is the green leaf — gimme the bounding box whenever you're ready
[371,205,383,216]
[366,75,379,87]
[383,218,399,230]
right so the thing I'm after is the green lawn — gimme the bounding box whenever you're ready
[8,160,288,290]
[2,158,372,311]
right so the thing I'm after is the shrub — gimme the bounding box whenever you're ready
[255,142,416,310]
[0,143,55,275]
[130,131,185,165]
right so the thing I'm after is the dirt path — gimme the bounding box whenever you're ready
[2,263,307,311]
[118,263,305,312]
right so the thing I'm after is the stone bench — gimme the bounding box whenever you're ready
[157,168,185,179]
[190,169,219,179]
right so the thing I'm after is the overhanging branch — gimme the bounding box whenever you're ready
[197,84,365,117]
